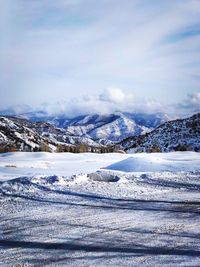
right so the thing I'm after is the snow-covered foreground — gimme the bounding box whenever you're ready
[0,152,200,266]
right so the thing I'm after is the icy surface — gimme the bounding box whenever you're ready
[0,152,200,266]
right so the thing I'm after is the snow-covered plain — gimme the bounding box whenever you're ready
[0,152,200,266]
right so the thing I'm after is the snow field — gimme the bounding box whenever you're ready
[0,151,200,266]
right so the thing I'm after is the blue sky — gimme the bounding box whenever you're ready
[0,0,200,115]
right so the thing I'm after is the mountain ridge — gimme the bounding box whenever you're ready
[0,116,105,153]
[15,111,171,142]
[0,112,198,153]
[120,113,200,153]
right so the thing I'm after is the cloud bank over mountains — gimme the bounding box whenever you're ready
[50,89,200,117]
[2,88,198,118]
[63,88,165,117]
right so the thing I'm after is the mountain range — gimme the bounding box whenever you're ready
[0,116,101,153]
[0,109,199,153]
[11,111,171,142]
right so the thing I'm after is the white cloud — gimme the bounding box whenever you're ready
[1,88,199,118]
[99,88,128,103]
[41,88,167,117]
[42,89,200,117]
[179,92,200,115]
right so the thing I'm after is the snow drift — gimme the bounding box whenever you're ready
[104,152,200,172]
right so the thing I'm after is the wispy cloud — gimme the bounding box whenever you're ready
[0,0,200,109]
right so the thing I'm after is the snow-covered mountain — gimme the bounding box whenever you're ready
[66,112,171,142]
[0,113,199,153]
[0,116,102,153]
[120,113,200,152]
[65,113,148,142]
[0,110,170,142]
[52,112,170,142]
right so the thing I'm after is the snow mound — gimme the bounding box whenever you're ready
[0,175,68,195]
[32,175,67,185]
[88,172,120,182]
[104,157,163,172]
[0,177,37,195]
[104,153,200,172]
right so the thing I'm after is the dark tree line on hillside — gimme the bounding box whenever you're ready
[56,143,124,153]
[0,140,124,153]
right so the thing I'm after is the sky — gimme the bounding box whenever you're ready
[0,0,200,116]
